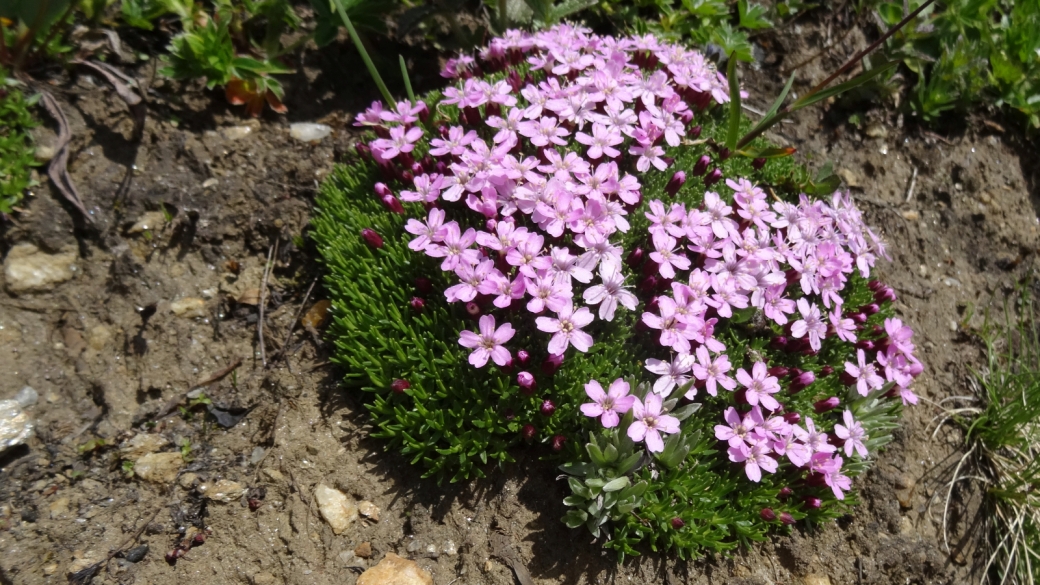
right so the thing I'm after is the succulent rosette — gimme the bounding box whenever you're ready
[314,24,922,558]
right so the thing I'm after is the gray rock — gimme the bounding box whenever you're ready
[14,386,38,408]
[290,123,332,143]
[0,399,33,451]
[3,244,77,293]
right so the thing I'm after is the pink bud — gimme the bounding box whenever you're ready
[516,350,530,365]
[850,312,868,324]
[517,371,536,394]
[374,182,392,197]
[361,228,384,249]
[855,340,876,351]
[752,157,767,170]
[780,512,796,525]
[782,412,801,425]
[391,379,410,393]
[778,486,793,500]
[790,371,816,394]
[692,155,710,177]
[803,496,822,509]
[760,508,777,521]
[540,400,556,416]
[859,303,880,315]
[409,297,425,313]
[671,517,685,529]
[466,302,481,317]
[867,280,884,292]
[355,142,371,159]
[689,125,702,139]
[542,353,564,375]
[820,365,834,376]
[551,435,567,451]
[814,397,840,413]
[666,171,686,196]
[767,366,789,378]
[874,287,897,303]
[718,147,731,161]
[703,168,723,186]
[770,336,788,351]
[485,218,498,232]
[521,424,537,441]
[381,194,405,214]
[415,277,433,294]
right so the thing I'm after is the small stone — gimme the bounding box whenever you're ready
[119,434,169,459]
[49,496,70,519]
[67,557,101,577]
[899,516,914,535]
[837,168,860,188]
[949,320,959,332]
[250,446,266,464]
[358,500,380,522]
[170,297,206,319]
[484,559,494,573]
[221,125,254,141]
[178,473,199,489]
[442,540,457,555]
[802,576,831,585]
[357,553,433,585]
[202,178,219,189]
[865,123,888,138]
[918,265,928,278]
[128,211,166,234]
[124,544,149,563]
[252,572,277,585]
[263,468,284,483]
[290,123,332,143]
[14,386,38,408]
[43,562,58,576]
[35,145,56,162]
[0,399,33,450]
[88,325,112,351]
[314,484,358,535]
[354,542,373,558]
[133,452,183,484]
[199,479,246,503]
[901,209,920,221]
[3,244,77,293]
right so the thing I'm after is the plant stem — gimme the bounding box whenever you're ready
[399,55,415,104]
[735,0,936,150]
[330,0,395,106]
[498,0,509,33]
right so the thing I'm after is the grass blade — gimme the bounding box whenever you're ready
[330,0,395,107]
[399,54,415,104]
[725,54,741,150]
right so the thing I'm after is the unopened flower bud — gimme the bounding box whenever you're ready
[410,297,425,313]
[760,508,777,521]
[909,360,924,377]
[689,125,702,139]
[867,279,884,292]
[770,336,788,351]
[752,157,767,170]
[671,517,685,529]
[703,168,723,186]
[859,303,880,315]
[814,397,840,413]
[874,287,897,303]
[855,340,876,351]
[780,512,796,525]
[486,218,498,232]
[790,371,816,393]
[666,171,686,196]
[518,371,536,394]
[517,349,530,365]
[640,275,658,292]
[625,247,645,267]
[803,496,822,509]
[355,142,371,159]
[718,147,731,161]
[542,353,564,375]
[361,228,383,249]
[778,486,794,500]
[540,399,556,416]
[820,365,834,377]
[381,194,405,214]
[849,312,868,324]
[374,182,392,197]
[400,170,414,183]
[466,302,481,317]
[521,424,537,441]
[504,408,515,421]
[551,435,567,451]
[767,366,789,378]
[391,379,410,393]
[415,277,433,294]
[782,412,801,425]
[417,102,430,123]
[680,111,694,125]
[692,155,710,177]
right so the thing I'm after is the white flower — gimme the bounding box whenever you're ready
[582,263,638,321]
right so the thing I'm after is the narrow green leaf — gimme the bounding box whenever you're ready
[399,54,415,104]
[726,54,741,150]
[790,61,899,112]
[602,476,630,492]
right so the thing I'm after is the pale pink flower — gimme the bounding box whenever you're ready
[458,315,515,368]
[833,410,868,458]
[536,303,595,355]
[580,378,636,428]
[627,393,680,453]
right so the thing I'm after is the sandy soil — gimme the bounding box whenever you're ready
[1,13,1037,585]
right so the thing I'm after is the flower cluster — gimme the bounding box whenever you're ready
[342,23,924,538]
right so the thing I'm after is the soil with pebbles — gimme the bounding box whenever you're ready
[1,14,1037,585]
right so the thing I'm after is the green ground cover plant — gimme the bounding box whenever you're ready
[313,24,923,559]
[0,75,38,214]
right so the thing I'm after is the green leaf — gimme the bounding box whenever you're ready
[586,442,607,467]
[790,61,900,112]
[602,477,631,492]
[737,0,771,30]
[726,54,741,150]
[670,402,702,422]
[736,146,797,159]
[562,509,588,529]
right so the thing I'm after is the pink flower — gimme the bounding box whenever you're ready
[714,406,764,448]
[691,346,736,397]
[641,295,691,353]
[458,315,515,368]
[370,125,423,160]
[762,285,795,325]
[728,438,777,482]
[649,232,691,279]
[425,222,479,271]
[535,303,595,355]
[575,123,623,159]
[772,428,811,467]
[525,273,572,314]
[477,270,525,308]
[645,353,694,396]
[445,259,494,303]
[582,262,638,322]
[844,349,885,396]
[790,298,827,352]
[580,378,636,428]
[802,417,837,455]
[829,309,857,343]
[404,208,447,252]
[735,362,781,411]
[627,393,680,453]
[833,410,868,458]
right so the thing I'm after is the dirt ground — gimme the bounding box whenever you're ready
[1,14,1037,585]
